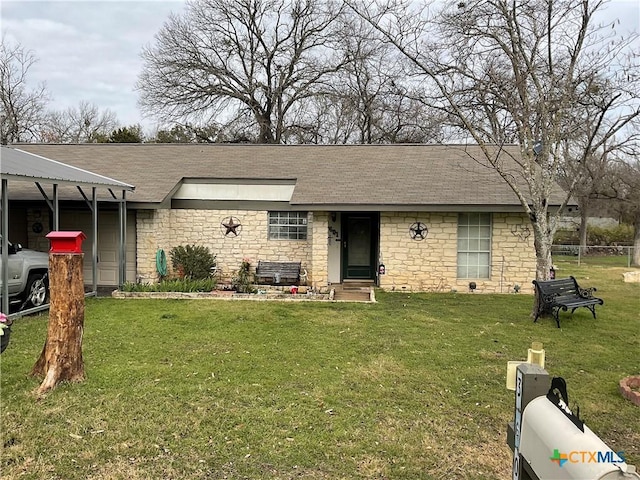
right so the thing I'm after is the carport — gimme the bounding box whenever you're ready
[0,146,135,318]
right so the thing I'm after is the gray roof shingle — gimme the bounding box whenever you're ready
[11,143,566,210]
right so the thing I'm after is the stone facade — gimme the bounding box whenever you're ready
[310,212,329,291]
[20,205,537,293]
[136,209,313,285]
[378,212,536,293]
[135,208,536,292]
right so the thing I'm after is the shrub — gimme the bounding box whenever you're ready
[169,245,216,279]
[588,224,633,245]
[554,224,633,246]
[232,258,255,293]
[554,228,579,245]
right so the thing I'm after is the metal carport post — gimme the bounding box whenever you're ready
[0,146,135,319]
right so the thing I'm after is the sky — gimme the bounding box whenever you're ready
[1,0,639,136]
[1,0,186,133]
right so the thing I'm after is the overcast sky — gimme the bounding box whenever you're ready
[1,0,639,135]
[1,0,186,133]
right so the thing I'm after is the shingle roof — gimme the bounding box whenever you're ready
[11,143,566,210]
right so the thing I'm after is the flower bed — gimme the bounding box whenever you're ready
[113,284,331,301]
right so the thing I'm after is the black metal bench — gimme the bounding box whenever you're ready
[532,276,604,328]
[255,261,301,285]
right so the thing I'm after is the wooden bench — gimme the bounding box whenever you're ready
[532,276,604,328]
[255,261,301,285]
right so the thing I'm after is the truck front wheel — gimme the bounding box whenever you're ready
[23,273,49,308]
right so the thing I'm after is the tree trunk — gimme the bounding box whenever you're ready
[533,226,554,282]
[31,253,85,395]
[532,219,554,318]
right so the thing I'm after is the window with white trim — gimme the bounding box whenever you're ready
[268,212,308,240]
[457,213,491,278]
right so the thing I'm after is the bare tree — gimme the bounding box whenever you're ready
[138,0,349,144]
[284,12,446,145]
[558,132,639,247]
[40,101,119,143]
[0,38,49,144]
[595,150,640,265]
[348,0,640,281]
[336,14,446,144]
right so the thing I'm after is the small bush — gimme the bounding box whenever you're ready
[121,278,217,293]
[554,228,579,245]
[232,258,255,293]
[169,245,216,279]
[554,224,633,246]
[588,224,633,245]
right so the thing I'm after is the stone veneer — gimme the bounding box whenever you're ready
[136,209,536,293]
[136,209,313,285]
[22,206,537,294]
[310,212,329,290]
[378,212,536,293]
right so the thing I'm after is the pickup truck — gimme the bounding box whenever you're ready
[1,241,49,310]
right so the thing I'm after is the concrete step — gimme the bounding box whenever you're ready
[340,281,375,289]
[332,287,372,302]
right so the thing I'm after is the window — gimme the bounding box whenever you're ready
[457,213,491,278]
[268,212,308,240]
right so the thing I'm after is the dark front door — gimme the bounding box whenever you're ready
[342,213,379,280]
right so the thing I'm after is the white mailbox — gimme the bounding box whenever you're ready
[520,396,638,480]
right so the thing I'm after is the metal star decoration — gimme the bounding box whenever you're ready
[409,222,428,241]
[221,216,242,237]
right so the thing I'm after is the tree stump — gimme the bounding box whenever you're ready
[31,253,85,395]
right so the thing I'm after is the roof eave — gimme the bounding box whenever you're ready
[291,203,534,212]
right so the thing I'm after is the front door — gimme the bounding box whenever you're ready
[342,213,379,280]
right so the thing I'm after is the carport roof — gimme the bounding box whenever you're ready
[0,146,135,190]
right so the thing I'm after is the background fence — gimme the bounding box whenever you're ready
[551,244,636,268]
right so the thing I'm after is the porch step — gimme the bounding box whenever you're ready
[341,281,375,289]
[332,284,373,302]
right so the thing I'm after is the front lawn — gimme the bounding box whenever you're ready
[1,264,638,479]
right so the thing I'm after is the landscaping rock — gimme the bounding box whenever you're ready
[619,376,640,406]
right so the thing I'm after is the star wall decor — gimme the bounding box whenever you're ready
[221,216,242,237]
[409,222,428,241]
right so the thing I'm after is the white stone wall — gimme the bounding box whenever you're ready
[136,208,536,293]
[378,212,536,293]
[310,212,328,291]
[136,209,313,284]
[490,213,537,294]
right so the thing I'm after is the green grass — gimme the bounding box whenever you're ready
[1,265,639,479]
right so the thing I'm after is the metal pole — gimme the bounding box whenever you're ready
[53,183,59,230]
[577,245,581,266]
[92,187,98,294]
[507,364,549,480]
[118,190,127,287]
[1,179,9,315]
